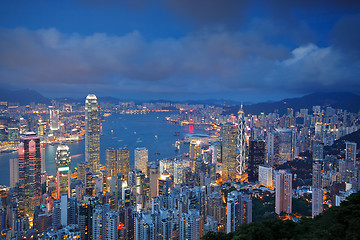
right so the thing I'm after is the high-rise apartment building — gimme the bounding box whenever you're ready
[18,132,42,218]
[56,145,71,199]
[85,94,100,174]
[179,209,201,240]
[135,147,148,175]
[345,142,357,166]
[312,162,323,218]
[221,123,237,182]
[226,191,252,233]
[275,170,292,215]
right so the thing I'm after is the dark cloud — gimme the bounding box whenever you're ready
[331,14,360,60]
[0,27,359,100]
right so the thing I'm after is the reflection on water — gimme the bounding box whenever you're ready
[0,112,201,186]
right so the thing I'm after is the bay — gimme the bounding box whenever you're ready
[0,112,200,186]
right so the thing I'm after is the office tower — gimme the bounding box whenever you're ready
[106,148,117,177]
[174,159,190,186]
[313,143,324,161]
[77,162,87,181]
[265,132,275,167]
[10,158,19,188]
[135,147,148,175]
[221,123,237,182]
[236,105,247,177]
[18,132,42,218]
[158,174,172,196]
[56,145,71,199]
[275,129,297,163]
[118,147,130,181]
[85,94,100,174]
[346,142,357,166]
[312,162,323,218]
[275,170,292,215]
[226,191,252,233]
[190,139,202,160]
[150,163,159,198]
[179,209,201,240]
[49,106,60,131]
[248,140,265,182]
[259,165,273,188]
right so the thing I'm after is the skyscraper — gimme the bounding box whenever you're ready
[313,143,324,161]
[221,123,237,182]
[10,158,19,188]
[179,209,201,240]
[18,132,42,218]
[135,147,148,175]
[248,140,265,182]
[106,148,118,177]
[258,165,273,188]
[85,94,100,174]
[56,145,71,199]
[312,162,323,218]
[49,106,60,131]
[236,105,247,177]
[118,147,130,181]
[345,142,357,166]
[275,129,297,163]
[226,191,252,233]
[275,170,292,215]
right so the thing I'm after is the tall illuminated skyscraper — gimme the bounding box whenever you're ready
[18,132,42,218]
[49,106,60,131]
[275,170,292,215]
[85,94,100,174]
[236,105,247,178]
[221,123,237,182]
[56,145,71,199]
[106,147,130,182]
[106,148,118,177]
[312,162,323,218]
[135,147,148,175]
[118,147,130,181]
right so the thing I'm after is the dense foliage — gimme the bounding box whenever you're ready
[204,191,360,240]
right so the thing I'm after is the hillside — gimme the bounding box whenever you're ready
[225,92,360,115]
[0,88,50,105]
[204,191,360,240]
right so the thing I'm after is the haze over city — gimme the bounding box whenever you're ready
[1,0,360,101]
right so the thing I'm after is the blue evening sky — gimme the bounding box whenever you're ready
[0,0,359,102]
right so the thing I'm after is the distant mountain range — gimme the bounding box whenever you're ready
[226,92,360,115]
[0,89,359,114]
[0,88,50,105]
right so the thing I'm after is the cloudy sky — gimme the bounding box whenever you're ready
[0,0,360,102]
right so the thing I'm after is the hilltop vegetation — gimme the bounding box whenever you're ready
[204,191,360,240]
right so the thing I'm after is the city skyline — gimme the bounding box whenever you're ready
[0,1,360,102]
